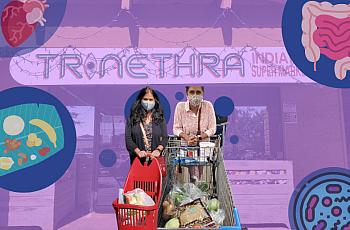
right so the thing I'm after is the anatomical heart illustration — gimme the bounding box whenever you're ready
[301,1,350,80]
[1,0,49,47]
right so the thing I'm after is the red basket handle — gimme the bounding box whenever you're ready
[142,153,155,165]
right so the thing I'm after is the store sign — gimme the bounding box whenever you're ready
[10,47,314,85]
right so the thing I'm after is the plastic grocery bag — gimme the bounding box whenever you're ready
[168,183,208,206]
[124,188,155,206]
[209,209,226,225]
[169,184,189,206]
[180,183,208,206]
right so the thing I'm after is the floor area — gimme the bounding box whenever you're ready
[58,213,117,230]
[58,212,290,230]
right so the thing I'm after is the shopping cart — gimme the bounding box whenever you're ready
[113,155,162,230]
[158,135,244,230]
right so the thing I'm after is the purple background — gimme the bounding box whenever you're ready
[0,0,349,229]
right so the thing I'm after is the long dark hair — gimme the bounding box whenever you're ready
[129,87,165,125]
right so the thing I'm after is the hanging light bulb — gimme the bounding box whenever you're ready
[121,0,130,10]
[220,0,232,9]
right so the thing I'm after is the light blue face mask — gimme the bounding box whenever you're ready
[141,100,155,111]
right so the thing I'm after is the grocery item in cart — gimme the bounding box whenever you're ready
[162,194,176,221]
[180,202,209,226]
[181,183,208,205]
[197,181,209,192]
[170,183,208,206]
[178,199,217,228]
[199,142,215,161]
[159,136,242,229]
[167,184,188,206]
[205,198,226,225]
[124,188,155,206]
[206,198,220,212]
[162,183,209,222]
[164,218,180,228]
[209,208,226,226]
[113,156,162,230]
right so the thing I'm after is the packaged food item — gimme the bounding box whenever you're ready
[179,203,209,226]
[178,199,213,227]
[124,188,155,206]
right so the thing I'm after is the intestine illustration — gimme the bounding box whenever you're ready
[301,1,350,80]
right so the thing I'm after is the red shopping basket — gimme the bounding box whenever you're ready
[113,156,162,230]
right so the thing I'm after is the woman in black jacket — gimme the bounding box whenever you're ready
[125,87,168,164]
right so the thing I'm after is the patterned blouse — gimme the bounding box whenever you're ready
[143,122,153,152]
[173,100,216,141]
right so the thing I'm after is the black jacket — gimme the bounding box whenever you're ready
[125,118,168,164]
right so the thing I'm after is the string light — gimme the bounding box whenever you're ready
[10,44,311,86]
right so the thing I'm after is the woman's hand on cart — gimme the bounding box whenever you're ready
[180,133,198,146]
[187,135,198,146]
[136,150,147,158]
[151,149,161,157]
[199,132,208,140]
[146,152,156,159]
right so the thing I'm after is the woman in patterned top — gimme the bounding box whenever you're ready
[125,87,168,164]
[173,86,216,182]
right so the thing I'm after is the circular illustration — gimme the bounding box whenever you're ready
[214,96,235,117]
[175,92,184,101]
[99,149,117,168]
[282,0,350,88]
[0,0,67,57]
[0,87,76,192]
[289,167,350,230]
